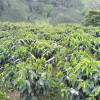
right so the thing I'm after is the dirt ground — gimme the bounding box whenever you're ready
[7,90,20,100]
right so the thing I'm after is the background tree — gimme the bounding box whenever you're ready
[84,10,100,26]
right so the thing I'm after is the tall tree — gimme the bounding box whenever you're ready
[84,10,100,26]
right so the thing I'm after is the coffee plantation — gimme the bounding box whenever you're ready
[0,22,100,100]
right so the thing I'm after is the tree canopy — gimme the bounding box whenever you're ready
[84,10,100,26]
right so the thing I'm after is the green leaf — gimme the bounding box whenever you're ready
[25,80,32,94]
[93,73,99,84]
[61,89,66,93]
[86,67,89,76]
[39,79,44,86]
[56,71,61,77]
[41,72,46,78]
[90,81,94,89]
[82,65,87,72]
[92,86,98,93]
[70,73,75,81]
[72,70,81,87]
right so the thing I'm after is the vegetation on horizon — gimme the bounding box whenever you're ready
[84,10,100,26]
[0,0,100,24]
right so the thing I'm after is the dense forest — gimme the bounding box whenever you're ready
[0,0,100,24]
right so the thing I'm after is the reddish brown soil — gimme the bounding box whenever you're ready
[7,90,20,100]
[52,66,57,76]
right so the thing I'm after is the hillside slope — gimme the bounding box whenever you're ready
[0,0,100,24]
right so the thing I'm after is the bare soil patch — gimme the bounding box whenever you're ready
[7,90,20,100]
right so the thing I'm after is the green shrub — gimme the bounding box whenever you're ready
[57,50,100,100]
[1,57,53,100]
